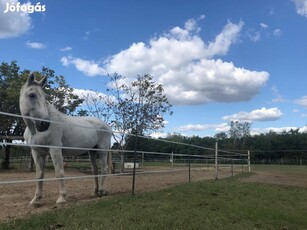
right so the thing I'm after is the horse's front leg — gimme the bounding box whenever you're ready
[30,149,46,206]
[50,148,67,204]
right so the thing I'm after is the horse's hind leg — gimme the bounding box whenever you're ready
[98,150,108,196]
[89,150,99,196]
[30,149,46,206]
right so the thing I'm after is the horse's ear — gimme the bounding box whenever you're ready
[27,73,35,86]
[40,76,48,88]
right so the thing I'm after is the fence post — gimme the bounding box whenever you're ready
[19,155,23,169]
[215,141,218,180]
[132,132,138,196]
[231,159,234,177]
[188,145,191,183]
[248,150,251,172]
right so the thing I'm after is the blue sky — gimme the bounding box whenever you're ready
[1,0,307,137]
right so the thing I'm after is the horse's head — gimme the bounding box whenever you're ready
[20,73,51,132]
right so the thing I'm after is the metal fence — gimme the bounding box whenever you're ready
[0,111,249,194]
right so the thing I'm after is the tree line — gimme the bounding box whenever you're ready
[124,123,307,163]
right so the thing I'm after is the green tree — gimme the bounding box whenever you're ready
[0,61,28,169]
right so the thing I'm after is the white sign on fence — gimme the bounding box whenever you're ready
[124,162,139,169]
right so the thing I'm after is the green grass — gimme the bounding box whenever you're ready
[1,173,307,230]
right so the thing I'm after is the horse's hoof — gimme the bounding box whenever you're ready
[56,197,66,204]
[29,201,43,208]
[29,196,43,208]
[98,190,108,197]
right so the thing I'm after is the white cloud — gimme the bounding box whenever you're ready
[293,0,307,17]
[299,126,307,132]
[60,56,107,77]
[223,107,282,122]
[247,24,281,42]
[176,123,229,133]
[83,31,90,40]
[273,28,282,36]
[0,0,31,39]
[295,96,307,108]
[103,19,268,105]
[62,18,269,105]
[150,132,169,139]
[248,30,261,42]
[269,8,275,16]
[72,88,114,111]
[25,41,46,49]
[271,86,285,103]
[73,88,118,106]
[206,20,244,57]
[73,89,106,100]
[176,122,307,136]
[60,46,72,52]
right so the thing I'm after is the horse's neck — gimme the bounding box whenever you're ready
[24,118,36,135]
[46,102,68,121]
[24,102,64,135]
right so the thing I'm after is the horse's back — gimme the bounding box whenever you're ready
[61,115,111,153]
[66,116,111,136]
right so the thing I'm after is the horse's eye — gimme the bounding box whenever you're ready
[29,93,36,99]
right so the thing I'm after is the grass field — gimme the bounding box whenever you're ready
[1,168,307,230]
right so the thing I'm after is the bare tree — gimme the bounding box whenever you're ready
[228,121,251,149]
[84,73,173,172]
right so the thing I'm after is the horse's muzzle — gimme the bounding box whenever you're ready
[36,121,51,132]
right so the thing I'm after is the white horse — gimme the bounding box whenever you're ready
[20,73,112,205]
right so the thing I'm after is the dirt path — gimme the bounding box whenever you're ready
[0,167,232,222]
[2,165,306,223]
